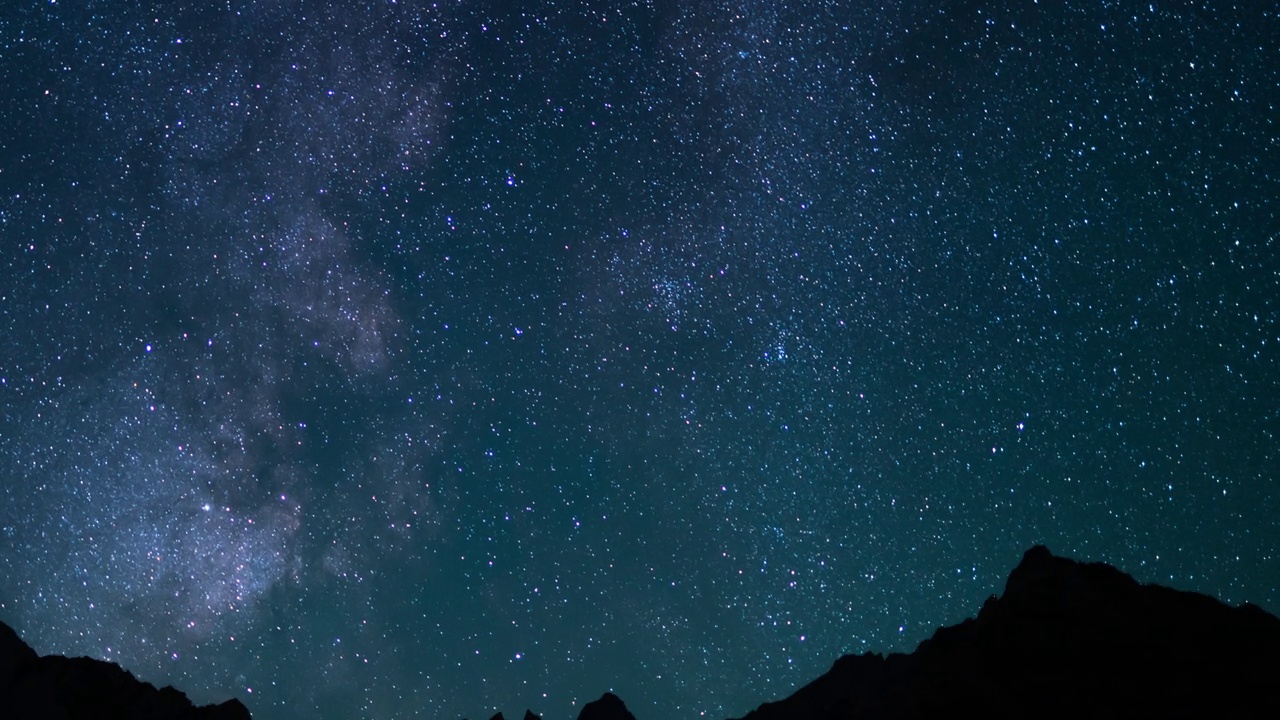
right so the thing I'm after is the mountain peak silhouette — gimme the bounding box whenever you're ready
[731,545,1280,719]
[0,617,250,720]
[6,546,1279,719]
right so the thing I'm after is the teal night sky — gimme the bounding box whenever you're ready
[2,2,1277,719]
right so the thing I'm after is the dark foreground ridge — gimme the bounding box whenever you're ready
[0,619,249,720]
[6,546,1280,720]
[730,545,1280,720]
[487,546,1280,720]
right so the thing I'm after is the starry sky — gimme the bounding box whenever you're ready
[1,1,1277,719]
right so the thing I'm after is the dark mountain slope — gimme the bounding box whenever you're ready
[8,546,1279,720]
[0,619,249,720]
[732,545,1280,719]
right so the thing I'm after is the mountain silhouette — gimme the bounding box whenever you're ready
[578,692,637,720]
[729,545,1280,719]
[6,546,1279,719]
[0,619,249,720]
[478,692,634,720]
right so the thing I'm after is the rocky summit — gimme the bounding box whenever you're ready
[7,546,1280,720]
[730,545,1280,719]
[0,620,249,720]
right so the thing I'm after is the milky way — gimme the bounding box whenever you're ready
[2,2,1277,719]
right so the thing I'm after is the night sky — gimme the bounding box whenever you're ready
[1,1,1277,719]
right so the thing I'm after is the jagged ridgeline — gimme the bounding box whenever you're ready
[0,619,248,720]
[4,547,1279,719]
[730,546,1280,720]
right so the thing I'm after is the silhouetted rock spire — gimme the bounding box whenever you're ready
[577,692,637,720]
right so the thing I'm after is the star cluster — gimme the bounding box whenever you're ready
[2,2,1277,719]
